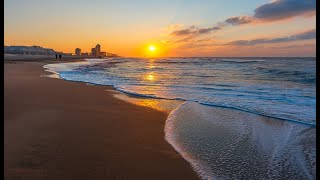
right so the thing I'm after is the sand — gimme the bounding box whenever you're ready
[4,59,198,179]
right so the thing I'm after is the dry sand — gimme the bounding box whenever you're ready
[4,59,198,179]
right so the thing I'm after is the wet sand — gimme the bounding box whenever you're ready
[4,59,198,179]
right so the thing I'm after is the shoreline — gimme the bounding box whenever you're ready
[43,58,316,127]
[4,59,199,179]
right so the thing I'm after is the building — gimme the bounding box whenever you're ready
[81,52,89,56]
[107,52,119,57]
[75,48,81,56]
[95,44,101,56]
[4,45,56,55]
[100,52,106,57]
[91,48,97,56]
[63,53,73,56]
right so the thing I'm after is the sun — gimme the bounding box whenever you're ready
[149,45,156,52]
[144,44,162,57]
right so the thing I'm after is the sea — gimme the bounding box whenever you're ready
[44,57,316,179]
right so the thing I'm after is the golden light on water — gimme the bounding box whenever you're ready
[146,73,155,81]
[113,92,182,113]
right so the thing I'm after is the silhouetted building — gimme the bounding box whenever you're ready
[95,44,101,56]
[100,52,106,57]
[81,52,89,56]
[75,48,81,56]
[107,52,119,57]
[91,48,97,56]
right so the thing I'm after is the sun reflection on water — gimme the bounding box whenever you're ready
[110,90,183,113]
[146,73,155,81]
[107,57,182,113]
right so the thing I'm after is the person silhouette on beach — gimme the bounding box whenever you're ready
[59,54,62,60]
[55,54,58,59]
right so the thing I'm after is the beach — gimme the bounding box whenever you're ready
[4,59,198,179]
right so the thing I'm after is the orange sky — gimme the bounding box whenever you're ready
[4,0,316,57]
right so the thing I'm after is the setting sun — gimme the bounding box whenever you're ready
[149,45,156,52]
[144,44,161,57]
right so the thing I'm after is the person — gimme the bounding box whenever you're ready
[59,54,62,60]
[55,54,58,59]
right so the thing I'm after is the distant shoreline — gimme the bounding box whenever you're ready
[4,53,315,61]
[4,54,80,61]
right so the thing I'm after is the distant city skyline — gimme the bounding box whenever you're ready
[4,0,316,57]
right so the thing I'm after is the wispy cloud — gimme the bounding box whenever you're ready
[226,29,316,46]
[225,0,316,26]
[253,0,316,21]
[170,0,316,38]
[171,25,222,37]
[171,26,197,36]
[198,26,222,34]
[272,43,316,49]
[173,28,316,49]
[224,16,255,25]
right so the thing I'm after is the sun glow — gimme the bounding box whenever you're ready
[149,45,156,52]
[142,43,167,57]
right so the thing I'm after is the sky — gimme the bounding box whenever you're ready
[4,0,316,57]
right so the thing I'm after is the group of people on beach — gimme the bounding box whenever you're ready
[55,54,62,60]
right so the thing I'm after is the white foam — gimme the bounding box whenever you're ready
[165,102,316,179]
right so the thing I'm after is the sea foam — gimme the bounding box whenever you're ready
[165,102,316,179]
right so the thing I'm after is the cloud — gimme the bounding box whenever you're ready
[224,0,316,26]
[167,0,316,51]
[171,25,222,37]
[273,43,316,49]
[171,0,316,37]
[171,26,197,36]
[227,29,316,46]
[224,16,255,25]
[253,0,316,21]
[173,36,194,43]
[198,26,221,34]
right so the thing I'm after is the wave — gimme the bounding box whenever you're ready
[44,63,316,126]
[43,58,316,126]
[92,85,316,126]
[165,102,316,179]
[220,59,265,63]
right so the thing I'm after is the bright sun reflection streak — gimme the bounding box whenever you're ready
[147,73,155,81]
[112,91,183,113]
[148,59,155,69]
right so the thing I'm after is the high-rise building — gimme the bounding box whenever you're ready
[75,48,81,56]
[91,48,96,56]
[95,44,101,56]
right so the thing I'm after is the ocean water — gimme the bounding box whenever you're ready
[44,57,316,179]
[165,102,316,179]
[44,57,316,125]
